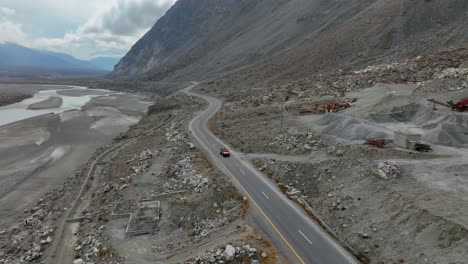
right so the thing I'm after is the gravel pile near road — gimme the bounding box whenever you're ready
[268,131,329,154]
[187,243,267,264]
[72,233,115,264]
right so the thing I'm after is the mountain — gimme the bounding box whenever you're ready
[89,57,121,71]
[0,43,108,77]
[112,0,468,83]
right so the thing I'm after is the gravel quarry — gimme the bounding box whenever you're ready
[305,83,468,148]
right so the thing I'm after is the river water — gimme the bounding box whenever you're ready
[0,86,115,127]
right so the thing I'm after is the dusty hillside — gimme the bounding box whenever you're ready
[210,0,468,91]
[113,0,467,86]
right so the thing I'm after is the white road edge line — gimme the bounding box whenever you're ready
[299,230,313,245]
[240,168,246,175]
[261,191,270,200]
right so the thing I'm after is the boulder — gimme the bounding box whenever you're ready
[32,245,41,252]
[73,259,84,264]
[224,244,236,261]
[31,252,41,260]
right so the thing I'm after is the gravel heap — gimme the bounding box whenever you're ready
[187,243,268,264]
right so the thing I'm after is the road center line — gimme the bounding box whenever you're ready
[240,168,246,175]
[299,230,313,245]
[261,191,270,200]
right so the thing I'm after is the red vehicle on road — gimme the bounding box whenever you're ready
[220,148,230,157]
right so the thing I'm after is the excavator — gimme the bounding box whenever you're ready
[427,98,468,112]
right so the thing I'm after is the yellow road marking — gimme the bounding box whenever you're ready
[190,119,306,264]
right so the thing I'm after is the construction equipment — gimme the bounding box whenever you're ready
[427,98,468,112]
[300,99,354,114]
[414,143,432,152]
[365,138,387,148]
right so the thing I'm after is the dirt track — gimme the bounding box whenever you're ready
[46,140,134,263]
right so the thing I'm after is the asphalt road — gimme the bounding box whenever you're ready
[184,87,359,264]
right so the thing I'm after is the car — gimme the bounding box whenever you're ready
[220,148,230,157]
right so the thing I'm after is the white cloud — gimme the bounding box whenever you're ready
[0,6,15,16]
[0,20,27,44]
[0,0,175,59]
[81,0,174,36]
[31,0,175,59]
[0,6,27,45]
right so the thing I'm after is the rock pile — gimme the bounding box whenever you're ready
[188,243,264,264]
[130,149,157,174]
[73,233,110,263]
[269,131,328,153]
[167,155,210,193]
[192,217,229,238]
[165,122,186,143]
[376,161,401,180]
[0,214,54,263]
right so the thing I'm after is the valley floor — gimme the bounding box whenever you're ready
[1,45,467,264]
[0,88,284,264]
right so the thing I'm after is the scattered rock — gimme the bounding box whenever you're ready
[223,244,235,261]
[73,258,85,264]
[376,161,401,179]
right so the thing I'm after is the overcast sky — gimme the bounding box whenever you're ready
[0,0,175,59]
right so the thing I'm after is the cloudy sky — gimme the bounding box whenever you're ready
[0,0,175,59]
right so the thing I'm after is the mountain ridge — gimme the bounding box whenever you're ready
[0,42,119,76]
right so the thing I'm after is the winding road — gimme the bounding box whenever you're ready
[185,86,359,264]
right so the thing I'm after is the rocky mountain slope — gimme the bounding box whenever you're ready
[113,0,468,84]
